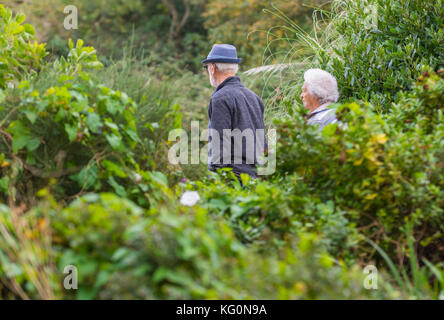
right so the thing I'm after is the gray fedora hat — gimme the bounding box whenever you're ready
[202,44,242,64]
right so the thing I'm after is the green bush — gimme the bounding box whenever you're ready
[387,69,444,133]
[2,191,440,299]
[317,0,444,110]
[49,192,396,299]
[52,192,242,299]
[0,39,156,207]
[193,168,360,261]
[274,70,444,264]
[0,4,46,89]
[267,0,443,111]
[0,10,185,207]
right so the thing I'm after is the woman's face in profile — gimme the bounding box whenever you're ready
[300,83,318,110]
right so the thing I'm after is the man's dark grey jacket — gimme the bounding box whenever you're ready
[207,76,267,178]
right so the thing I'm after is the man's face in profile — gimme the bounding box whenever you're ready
[205,63,217,88]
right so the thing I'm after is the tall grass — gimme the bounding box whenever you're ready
[249,0,444,114]
[366,223,444,299]
[243,2,336,122]
[0,200,58,299]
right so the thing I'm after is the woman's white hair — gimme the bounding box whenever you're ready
[303,68,339,104]
[214,62,238,74]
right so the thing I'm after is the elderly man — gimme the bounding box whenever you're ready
[300,68,340,129]
[203,44,267,180]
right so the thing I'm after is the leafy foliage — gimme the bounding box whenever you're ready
[1,191,395,299]
[0,2,443,300]
[317,0,444,110]
[0,39,161,207]
[204,0,325,67]
[0,4,46,89]
[274,69,444,264]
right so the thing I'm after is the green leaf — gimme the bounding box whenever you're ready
[11,25,25,35]
[64,123,77,142]
[105,101,119,115]
[125,128,139,142]
[12,135,31,153]
[0,177,9,192]
[104,121,118,131]
[150,171,168,186]
[85,61,103,69]
[15,13,25,24]
[95,270,111,289]
[23,24,35,34]
[26,137,40,151]
[24,110,37,124]
[72,164,98,190]
[101,160,127,178]
[76,39,84,49]
[105,133,122,150]
[86,113,102,133]
[108,176,127,197]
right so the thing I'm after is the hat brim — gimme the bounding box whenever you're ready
[202,57,242,64]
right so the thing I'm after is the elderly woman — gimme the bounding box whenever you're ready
[300,68,339,129]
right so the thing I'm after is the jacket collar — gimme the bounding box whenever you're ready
[214,76,241,93]
[310,103,331,114]
[306,103,332,120]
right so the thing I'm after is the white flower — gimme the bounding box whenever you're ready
[134,173,142,182]
[180,191,200,206]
